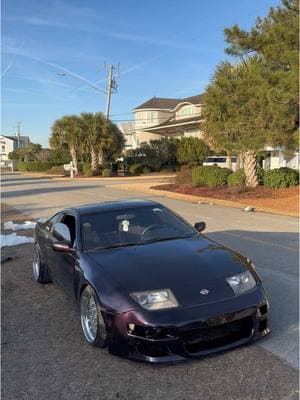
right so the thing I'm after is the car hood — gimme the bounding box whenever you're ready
[87,236,250,307]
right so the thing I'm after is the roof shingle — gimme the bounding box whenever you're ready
[134,93,205,110]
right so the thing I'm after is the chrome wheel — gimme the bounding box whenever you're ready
[81,291,99,342]
[32,248,40,281]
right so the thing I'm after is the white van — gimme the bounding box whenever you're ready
[203,156,238,171]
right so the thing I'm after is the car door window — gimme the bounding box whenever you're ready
[44,214,60,232]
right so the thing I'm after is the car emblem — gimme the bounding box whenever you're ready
[200,288,210,295]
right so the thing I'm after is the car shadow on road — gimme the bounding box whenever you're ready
[2,185,101,198]
[1,180,57,187]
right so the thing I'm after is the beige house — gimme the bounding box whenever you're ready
[130,93,299,170]
[133,94,205,144]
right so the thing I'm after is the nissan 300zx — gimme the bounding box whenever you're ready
[32,199,270,363]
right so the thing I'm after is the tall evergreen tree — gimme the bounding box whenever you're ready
[203,0,299,187]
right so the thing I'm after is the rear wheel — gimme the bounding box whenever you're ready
[32,245,51,284]
[80,285,107,348]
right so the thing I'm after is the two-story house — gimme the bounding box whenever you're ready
[133,94,205,144]
[0,134,30,166]
[130,92,298,170]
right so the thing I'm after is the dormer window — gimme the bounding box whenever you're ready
[178,105,193,116]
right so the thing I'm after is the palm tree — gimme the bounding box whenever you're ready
[80,112,111,174]
[80,112,124,174]
[50,115,82,175]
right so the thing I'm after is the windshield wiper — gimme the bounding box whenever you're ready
[88,242,143,251]
[143,233,196,244]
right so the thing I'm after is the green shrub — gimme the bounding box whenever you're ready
[177,137,211,166]
[175,165,193,185]
[129,163,145,174]
[160,165,176,173]
[46,165,66,175]
[263,168,299,188]
[102,168,112,177]
[256,166,265,185]
[17,162,61,172]
[192,166,232,187]
[142,166,151,174]
[83,164,93,177]
[227,169,246,189]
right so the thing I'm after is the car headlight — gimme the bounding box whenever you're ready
[226,270,257,296]
[130,289,179,310]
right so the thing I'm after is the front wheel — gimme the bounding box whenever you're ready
[80,285,107,348]
[32,245,52,284]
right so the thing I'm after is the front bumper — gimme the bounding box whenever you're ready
[106,285,270,363]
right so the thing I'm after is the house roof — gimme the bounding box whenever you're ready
[117,122,135,134]
[3,135,30,141]
[134,98,181,110]
[134,93,205,111]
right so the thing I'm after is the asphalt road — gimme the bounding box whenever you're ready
[1,172,299,400]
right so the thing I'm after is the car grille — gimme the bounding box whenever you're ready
[181,316,253,354]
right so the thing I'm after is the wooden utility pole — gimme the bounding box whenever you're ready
[17,121,21,148]
[105,64,118,119]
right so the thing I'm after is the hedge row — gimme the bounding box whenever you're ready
[191,166,298,189]
[192,166,231,187]
[263,168,299,188]
[17,162,62,172]
[128,163,151,174]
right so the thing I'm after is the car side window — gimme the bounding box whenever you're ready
[44,214,60,232]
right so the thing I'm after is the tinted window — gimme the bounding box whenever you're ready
[44,214,60,232]
[81,206,196,250]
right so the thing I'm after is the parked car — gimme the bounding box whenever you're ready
[33,199,270,363]
[203,156,238,171]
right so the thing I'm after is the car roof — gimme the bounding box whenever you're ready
[62,199,161,216]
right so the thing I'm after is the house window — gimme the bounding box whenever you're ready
[2,145,5,152]
[149,112,158,124]
[136,111,158,126]
[178,105,193,116]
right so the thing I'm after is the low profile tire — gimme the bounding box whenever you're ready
[80,285,108,348]
[32,245,52,284]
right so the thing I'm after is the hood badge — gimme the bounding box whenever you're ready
[200,289,210,295]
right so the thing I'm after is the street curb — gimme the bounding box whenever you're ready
[108,182,299,218]
[11,172,176,181]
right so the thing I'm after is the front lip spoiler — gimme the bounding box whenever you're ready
[127,328,271,364]
[105,286,270,363]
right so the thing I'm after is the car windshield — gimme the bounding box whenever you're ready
[80,205,197,250]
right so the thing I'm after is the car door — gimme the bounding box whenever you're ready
[39,213,61,272]
[50,213,78,299]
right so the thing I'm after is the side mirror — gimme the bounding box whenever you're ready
[53,222,71,243]
[194,221,206,233]
[52,241,71,253]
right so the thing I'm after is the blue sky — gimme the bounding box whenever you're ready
[2,0,281,147]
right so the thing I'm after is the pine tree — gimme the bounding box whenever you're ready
[203,0,299,187]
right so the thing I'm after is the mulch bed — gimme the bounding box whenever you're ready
[152,184,299,215]
[152,184,298,201]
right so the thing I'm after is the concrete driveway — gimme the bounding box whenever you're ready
[1,172,299,400]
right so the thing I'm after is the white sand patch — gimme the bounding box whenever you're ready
[1,233,34,247]
[3,220,36,231]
